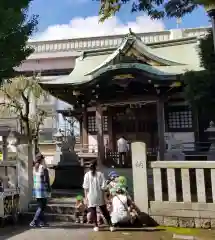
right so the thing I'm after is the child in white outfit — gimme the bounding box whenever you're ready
[111,184,131,226]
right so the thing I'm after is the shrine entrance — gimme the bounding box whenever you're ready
[111,103,157,149]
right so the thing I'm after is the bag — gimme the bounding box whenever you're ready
[115,194,130,214]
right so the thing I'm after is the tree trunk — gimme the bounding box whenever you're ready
[34,138,39,155]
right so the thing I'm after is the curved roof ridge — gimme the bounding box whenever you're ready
[84,29,186,76]
[84,36,131,75]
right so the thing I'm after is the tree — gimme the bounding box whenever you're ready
[0,76,48,153]
[0,0,37,83]
[183,30,215,140]
[99,0,214,21]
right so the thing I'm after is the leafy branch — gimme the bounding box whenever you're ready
[98,0,215,22]
[184,30,215,129]
[0,75,48,150]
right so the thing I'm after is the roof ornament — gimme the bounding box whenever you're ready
[128,28,141,40]
[128,28,135,38]
[80,51,86,60]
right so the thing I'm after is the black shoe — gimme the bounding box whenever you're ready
[38,222,49,228]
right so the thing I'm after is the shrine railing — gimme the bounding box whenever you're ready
[74,141,215,168]
[132,142,215,228]
[148,160,215,227]
[75,144,98,153]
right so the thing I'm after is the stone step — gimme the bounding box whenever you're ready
[22,212,76,222]
[29,202,76,215]
[30,197,76,205]
[51,189,84,198]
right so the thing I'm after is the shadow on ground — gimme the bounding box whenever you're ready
[0,225,29,240]
[43,222,165,232]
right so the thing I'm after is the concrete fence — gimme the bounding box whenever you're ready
[131,142,215,229]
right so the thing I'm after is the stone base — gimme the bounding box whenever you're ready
[51,165,84,189]
[165,151,185,161]
[207,153,215,161]
[150,215,213,229]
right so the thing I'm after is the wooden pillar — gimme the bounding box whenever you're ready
[2,136,8,176]
[82,109,88,149]
[192,107,200,150]
[156,97,165,161]
[96,104,104,166]
[107,107,114,151]
[135,109,139,140]
[2,136,7,161]
[79,118,83,147]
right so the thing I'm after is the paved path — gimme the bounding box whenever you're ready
[1,223,215,240]
[0,223,171,240]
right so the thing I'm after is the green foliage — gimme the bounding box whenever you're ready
[199,30,215,70]
[98,0,214,21]
[0,76,48,143]
[184,30,215,123]
[0,0,37,83]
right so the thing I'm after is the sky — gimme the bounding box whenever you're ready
[29,0,210,41]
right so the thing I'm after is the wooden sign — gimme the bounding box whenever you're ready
[113,74,134,80]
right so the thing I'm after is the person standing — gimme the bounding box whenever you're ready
[83,161,114,232]
[30,153,51,227]
[117,136,129,166]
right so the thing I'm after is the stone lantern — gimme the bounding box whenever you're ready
[52,129,64,165]
[205,121,215,160]
[53,129,64,145]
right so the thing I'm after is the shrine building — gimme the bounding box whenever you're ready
[40,30,204,164]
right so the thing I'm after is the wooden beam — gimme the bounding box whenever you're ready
[156,97,165,161]
[96,104,105,167]
[101,96,157,106]
[107,107,114,151]
[82,109,88,146]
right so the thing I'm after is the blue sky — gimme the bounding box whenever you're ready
[29,0,210,40]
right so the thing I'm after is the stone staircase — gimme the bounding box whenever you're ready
[26,189,83,222]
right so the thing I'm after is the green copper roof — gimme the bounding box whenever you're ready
[87,63,180,81]
[40,30,202,87]
[41,53,110,85]
[85,32,183,77]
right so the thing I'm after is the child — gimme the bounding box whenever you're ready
[110,183,131,226]
[110,181,139,227]
[106,171,119,196]
[75,195,86,223]
[87,207,104,225]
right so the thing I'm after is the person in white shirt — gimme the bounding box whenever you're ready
[117,136,129,166]
[82,161,114,232]
[111,184,132,226]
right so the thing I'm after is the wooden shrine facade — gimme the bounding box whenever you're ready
[58,91,194,164]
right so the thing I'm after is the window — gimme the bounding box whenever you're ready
[103,116,108,132]
[166,107,193,131]
[87,115,108,133]
[88,116,96,132]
